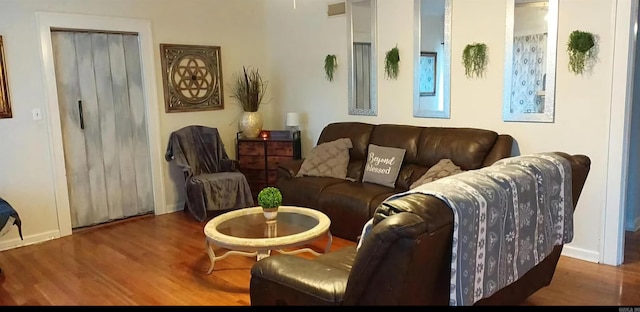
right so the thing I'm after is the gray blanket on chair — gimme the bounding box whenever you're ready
[386,152,573,306]
[165,126,254,222]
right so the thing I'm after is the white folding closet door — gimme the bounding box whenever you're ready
[51,31,153,229]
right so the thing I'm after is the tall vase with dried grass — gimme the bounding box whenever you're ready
[231,66,269,138]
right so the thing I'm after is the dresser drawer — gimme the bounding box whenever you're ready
[239,155,265,170]
[238,141,265,156]
[267,142,294,156]
[267,156,292,170]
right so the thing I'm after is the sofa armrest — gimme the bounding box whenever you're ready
[277,159,304,180]
[250,254,349,306]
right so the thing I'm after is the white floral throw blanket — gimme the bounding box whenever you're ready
[386,153,573,306]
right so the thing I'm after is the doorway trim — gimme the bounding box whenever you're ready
[603,0,639,265]
[36,12,167,237]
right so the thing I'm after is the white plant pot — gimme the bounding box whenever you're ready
[262,207,278,222]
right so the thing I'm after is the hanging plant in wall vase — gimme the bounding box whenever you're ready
[567,30,596,75]
[384,46,400,80]
[324,54,337,82]
[462,43,488,79]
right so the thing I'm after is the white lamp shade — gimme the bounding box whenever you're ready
[286,112,299,127]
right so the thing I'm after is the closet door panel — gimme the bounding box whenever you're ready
[107,34,139,217]
[51,32,92,228]
[75,32,109,225]
[123,34,154,214]
[92,33,124,220]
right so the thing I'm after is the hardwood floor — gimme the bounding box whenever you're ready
[0,211,639,306]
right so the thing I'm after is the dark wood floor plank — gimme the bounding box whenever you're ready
[0,211,639,306]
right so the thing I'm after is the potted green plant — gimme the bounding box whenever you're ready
[257,187,282,221]
[462,43,488,78]
[567,30,596,75]
[384,46,400,80]
[324,54,337,82]
[230,66,269,138]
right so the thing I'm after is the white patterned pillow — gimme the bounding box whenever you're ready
[410,158,463,189]
[296,138,353,179]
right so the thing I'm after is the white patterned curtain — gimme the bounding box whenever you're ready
[510,33,547,114]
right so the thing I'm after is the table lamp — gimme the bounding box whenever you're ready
[286,112,299,133]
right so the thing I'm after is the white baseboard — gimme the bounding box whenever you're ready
[561,245,600,263]
[0,230,61,252]
[635,216,640,232]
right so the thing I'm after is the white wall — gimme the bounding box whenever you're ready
[0,0,271,249]
[264,0,620,263]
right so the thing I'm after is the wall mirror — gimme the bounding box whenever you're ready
[347,0,377,116]
[502,0,558,122]
[413,0,451,119]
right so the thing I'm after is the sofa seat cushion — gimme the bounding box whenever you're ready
[276,176,345,209]
[315,246,357,271]
[318,181,398,241]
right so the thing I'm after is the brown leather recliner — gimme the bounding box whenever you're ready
[276,122,514,241]
[250,152,591,306]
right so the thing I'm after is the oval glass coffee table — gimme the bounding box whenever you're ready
[203,206,332,274]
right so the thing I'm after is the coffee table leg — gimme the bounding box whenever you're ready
[206,240,217,274]
[325,231,333,253]
[205,239,260,274]
[257,250,271,261]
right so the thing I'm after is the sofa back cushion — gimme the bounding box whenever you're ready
[316,123,502,189]
[318,122,375,181]
[416,127,498,170]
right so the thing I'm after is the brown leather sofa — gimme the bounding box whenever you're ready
[250,152,591,305]
[275,122,514,241]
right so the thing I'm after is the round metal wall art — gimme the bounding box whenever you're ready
[160,43,224,113]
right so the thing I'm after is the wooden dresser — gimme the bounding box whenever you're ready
[236,131,301,199]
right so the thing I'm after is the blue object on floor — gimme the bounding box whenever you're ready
[0,197,23,275]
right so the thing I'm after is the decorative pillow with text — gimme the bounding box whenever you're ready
[296,138,353,179]
[362,144,406,188]
[410,158,464,189]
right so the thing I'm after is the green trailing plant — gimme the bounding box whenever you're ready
[384,46,400,80]
[257,187,282,209]
[462,43,488,78]
[324,54,338,82]
[567,30,596,75]
[230,66,269,112]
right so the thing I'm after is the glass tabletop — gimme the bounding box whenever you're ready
[216,211,319,239]
[204,206,330,249]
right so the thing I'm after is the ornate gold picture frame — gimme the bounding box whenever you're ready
[0,36,12,119]
[160,43,224,113]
